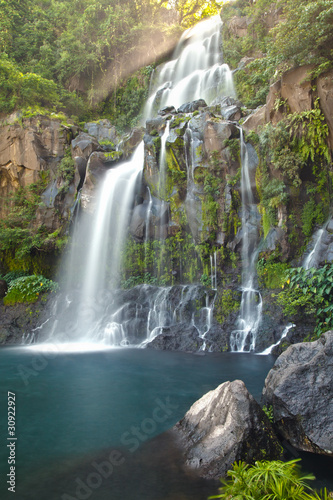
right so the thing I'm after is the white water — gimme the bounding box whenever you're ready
[259,324,295,355]
[30,15,236,348]
[303,228,325,269]
[230,130,262,352]
[144,186,153,269]
[143,16,235,119]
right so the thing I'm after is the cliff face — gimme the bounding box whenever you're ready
[0,114,80,276]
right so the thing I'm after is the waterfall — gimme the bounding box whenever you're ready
[210,252,217,290]
[230,129,262,352]
[143,15,235,119]
[144,187,153,270]
[34,15,236,348]
[303,228,325,269]
[259,324,295,355]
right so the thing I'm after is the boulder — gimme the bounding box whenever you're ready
[221,105,242,121]
[158,106,177,116]
[262,331,333,456]
[171,380,282,479]
[177,99,207,114]
[84,120,117,144]
[242,106,267,133]
[71,132,100,160]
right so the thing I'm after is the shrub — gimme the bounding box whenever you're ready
[3,275,58,305]
[209,459,330,500]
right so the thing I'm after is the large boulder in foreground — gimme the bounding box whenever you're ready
[262,331,333,456]
[171,380,282,479]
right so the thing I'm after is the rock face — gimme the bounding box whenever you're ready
[262,331,333,456]
[171,379,282,479]
[317,70,333,149]
[0,114,75,220]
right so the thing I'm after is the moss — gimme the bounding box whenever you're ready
[214,289,240,325]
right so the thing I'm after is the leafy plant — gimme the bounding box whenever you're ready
[3,274,58,305]
[209,459,324,500]
[262,404,274,423]
[278,265,333,337]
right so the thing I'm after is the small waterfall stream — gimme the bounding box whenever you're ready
[303,227,326,269]
[230,129,262,352]
[144,15,234,119]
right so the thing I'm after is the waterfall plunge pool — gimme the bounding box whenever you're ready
[1,347,275,499]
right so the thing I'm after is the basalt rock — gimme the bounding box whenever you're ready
[71,131,101,160]
[146,323,204,352]
[171,379,282,480]
[84,119,117,144]
[177,99,207,114]
[262,331,333,456]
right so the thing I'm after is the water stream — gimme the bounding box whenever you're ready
[230,130,262,352]
[143,15,234,119]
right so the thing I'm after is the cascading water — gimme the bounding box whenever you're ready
[33,14,236,348]
[259,323,295,355]
[230,129,262,352]
[143,15,235,119]
[303,227,326,269]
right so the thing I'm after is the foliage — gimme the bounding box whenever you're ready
[221,0,333,106]
[215,289,240,324]
[121,272,165,289]
[257,259,290,289]
[278,265,333,337]
[262,404,274,423]
[209,459,322,500]
[0,270,28,284]
[3,274,58,305]
[57,149,75,194]
[200,273,211,287]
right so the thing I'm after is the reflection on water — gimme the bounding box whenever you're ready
[0,348,274,499]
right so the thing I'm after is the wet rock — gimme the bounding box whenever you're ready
[221,105,242,121]
[119,127,145,159]
[129,203,147,240]
[242,106,267,133]
[84,119,117,144]
[177,99,207,114]
[263,331,333,456]
[158,106,177,116]
[203,120,238,155]
[171,380,282,479]
[71,132,101,160]
[146,324,204,351]
[145,117,167,136]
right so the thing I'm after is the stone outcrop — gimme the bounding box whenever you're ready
[84,119,117,144]
[262,331,333,456]
[171,380,282,479]
[227,16,249,38]
[242,105,267,133]
[0,115,76,220]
